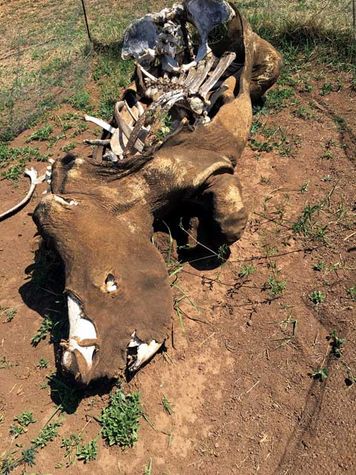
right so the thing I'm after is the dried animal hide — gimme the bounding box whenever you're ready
[33,2,282,385]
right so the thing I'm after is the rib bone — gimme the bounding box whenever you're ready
[0,167,45,221]
[84,115,116,134]
[198,52,236,99]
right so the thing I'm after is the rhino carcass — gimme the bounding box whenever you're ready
[33,1,282,385]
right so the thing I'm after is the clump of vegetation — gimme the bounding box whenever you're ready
[144,458,153,475]
[76,439,98,463]
[264,275,286,297]
[26,125,53,142]
[100,388,142,447]
[238,264,256,278]
[309,290,326,305]
[0,306,16,323]
[347,286,356,301]
[292,204,326,240]
[312,367,328,382]
[37,357,48,369]
[62,142,76,153]
[32,421,62,448]
[20,447,36,467]
[0,143,48,180]
[31,315,53,346]
[9,411,36,439]
[66,89,91,111]
[162,395,174,415]
[328,330,346,358]
[61,433,82,465]
[313,261,326,271]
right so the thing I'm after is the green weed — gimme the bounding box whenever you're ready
[293,105,314,120]
[264,276,286,297]
[62,433,82,465]
[62,142,76,153]
[32,421,62,448]
[144,459,153,475]
[266,87,296,111]
[20,447,36,467]
[313,261,326,271]
[37,358,49,369]
[67,89,91,111]
[312,367,328,382]
[292,204,326,240]
[309,290,326,305]
[328,330,346,358]
[31,315,53,346]
[26,125,53,142]
[347,286,356,301]
[162,395,174,415]
[0,306,16,323]
[76,439,98,463]
[100,388,142,447]
[0,143,48,181]
[9,411,36,439]
[238,264,256,278]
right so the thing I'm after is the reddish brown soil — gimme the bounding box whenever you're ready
[0,77,355,474]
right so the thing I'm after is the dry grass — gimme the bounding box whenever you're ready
[0,0,354,141]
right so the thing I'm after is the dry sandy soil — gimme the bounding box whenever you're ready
[0,19,355,475]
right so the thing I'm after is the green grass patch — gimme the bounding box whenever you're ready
[26,125,53,142]
[100,388,142,447]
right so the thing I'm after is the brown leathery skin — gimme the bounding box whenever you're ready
[33,8,281,384]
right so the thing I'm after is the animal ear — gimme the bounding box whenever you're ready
[105,273,118,293]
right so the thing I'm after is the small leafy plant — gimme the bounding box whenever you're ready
[162,395,174,415]
[328,330,346,358]
[9,412,36,439]
[37,358,49,369]
[238,264,256,278]
[21,447,36,467]
[0,306,16,323]
[313,261,326,271]
[309,290,326,305]
[26,125,53,142]
[100,388,142,447]
[32,421,62,448]
[62,432,82,464]
[76,439,98,463]
[264,276,286,297]
[31,315,53,346]
[312,367,328,382]
[347,286,356,301]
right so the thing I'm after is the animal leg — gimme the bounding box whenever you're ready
[250,34,283,103]
[200,173,248,245]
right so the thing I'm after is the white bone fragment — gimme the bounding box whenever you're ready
[62,295,97,370]
[110,130,125,156]
[103,149,120,162]
[127,331,162,371]
[53,194,78,206]
[199,52,236,99]
[136,101,145,116]
[124,100,138,122]
[84,139,111,146]
[84,115,116,134]
[137,63,158,82]
[0,167,45,221]
[105,274,118,292]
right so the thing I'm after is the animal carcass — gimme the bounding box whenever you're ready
[33,0,282,384]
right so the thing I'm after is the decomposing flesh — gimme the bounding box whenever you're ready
[31,1,282,385]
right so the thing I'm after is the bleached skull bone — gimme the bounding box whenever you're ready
[62,294,163,378]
